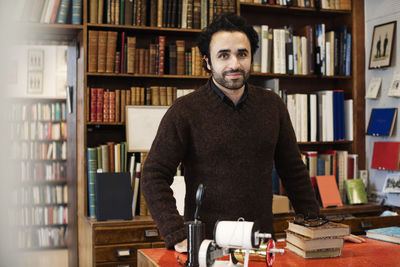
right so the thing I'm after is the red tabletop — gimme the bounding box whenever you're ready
[138,238,400,267]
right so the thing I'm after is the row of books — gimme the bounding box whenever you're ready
[283,91,352,143]
[14,206,68,227]
[17,226,67,249]
[10,121,67,141]
[15,184,68,206]
[19,161,66,183]
[241,0,351,10]
[10,102,67,122]
[301,150,366,205]
[11,141,67,161]
[252,24,351,76]
[88,31,208,76]
[88,87,194,123]
[89,0,235,29]
[16,0,82,24]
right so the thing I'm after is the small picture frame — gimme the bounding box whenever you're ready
[382,173,400,194]
[388,70,400,97]
[27,71,43,94]
[365,77,382,99]
[368,21,396,69]
[28,49,44,71]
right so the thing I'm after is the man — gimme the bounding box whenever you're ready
[142,13,319,251]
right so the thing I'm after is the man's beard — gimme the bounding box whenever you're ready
[211,68,250,90]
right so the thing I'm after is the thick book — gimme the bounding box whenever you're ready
[285,230,344,251]
[371,141,400,171]
[95,172,133,221]
[285,242,341,259]
[316,175,343,208]
[366,227,400,244]
[287,221,350,239]
[366,108,397,137]
[344,179,367,204]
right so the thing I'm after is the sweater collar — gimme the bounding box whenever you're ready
[210,78,248,110]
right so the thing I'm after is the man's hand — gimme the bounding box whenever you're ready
[174,239,188,253]
[343,234,366,243]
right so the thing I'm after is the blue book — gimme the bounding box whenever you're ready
[366,227,400,244]
[367,108,397,136]
[56,0,71,24]
[72,0,82,25]
[345,33,352,76]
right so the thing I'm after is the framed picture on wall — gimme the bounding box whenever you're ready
[368,21,396,69]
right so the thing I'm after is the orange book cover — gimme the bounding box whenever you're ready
[316,175,343,208]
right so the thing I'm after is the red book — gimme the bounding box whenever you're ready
[109,91,116,122]
[158,36,166,75]
[97,88,104,122]
[90,88,97,122]
[50,0,61,24]
[371,142,400,171]
[103,90,110,123]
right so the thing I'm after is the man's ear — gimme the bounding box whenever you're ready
[204,56,211,71]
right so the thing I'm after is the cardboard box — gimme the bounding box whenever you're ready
[272,194,290,214]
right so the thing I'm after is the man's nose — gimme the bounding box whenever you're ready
[229,56,240,69]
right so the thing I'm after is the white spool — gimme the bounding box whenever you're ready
[214,220,257,249]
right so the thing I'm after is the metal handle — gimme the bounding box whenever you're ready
[116,249,130,257]
[66,85,73,113]
[117,265,130,267]
[144,229,159,237]
[360,221,372,229]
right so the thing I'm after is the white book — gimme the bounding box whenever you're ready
[325,91,334,141]
[286,95,297,140]
[40,0,50,23]
[387,70,400,97]
[309,94,317,142]
[325,42,331,76]
[300,94,308,142]
[280,29,286,74]
[344,99,353,141]
[273,29,281,74]
[252,25,262,72]
[43,0,56,24]
[261,25,269,73]
[295,94,302,142]
[366,77,382,99]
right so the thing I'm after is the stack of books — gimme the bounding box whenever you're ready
[285,220,350,259]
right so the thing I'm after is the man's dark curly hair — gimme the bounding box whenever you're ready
[197,13,259,73]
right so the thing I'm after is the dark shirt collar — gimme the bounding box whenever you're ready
[210,78,248,110]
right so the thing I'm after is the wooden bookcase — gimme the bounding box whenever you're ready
[10,22,83,266]
[75,1,399,266]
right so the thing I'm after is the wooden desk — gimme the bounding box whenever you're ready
[138,238,400,267]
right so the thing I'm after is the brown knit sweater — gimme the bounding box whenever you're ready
[141,80,319,248]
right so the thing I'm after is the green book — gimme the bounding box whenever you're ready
[87,147,98,218]
[345,179,368,204]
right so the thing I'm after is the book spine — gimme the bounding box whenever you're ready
[88,30,99,73]
[87,147,98,218]
[56,0,71,24]
[176,40,185,75]
[97,31,108,72]
[109,90,116,122]
[72,0,82,24]
[158,36,166,75]
[97,88,104,122]
[90,88,97,122]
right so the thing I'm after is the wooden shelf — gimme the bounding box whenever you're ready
[87,23,202,33]
[19,179,68,185]
[239,3,352,16]
[17,23,83,42]
[86,72,210,79]
[250,72,351,79]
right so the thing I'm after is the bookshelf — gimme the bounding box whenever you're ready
[10,99,69,250]
[74,0,389,266]
[10,12,82,267]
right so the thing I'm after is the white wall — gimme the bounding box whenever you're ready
[365,0,400,206]
[7,44,68,99]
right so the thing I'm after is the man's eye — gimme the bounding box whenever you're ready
[219,53,228,59]
[238,52,248,57]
